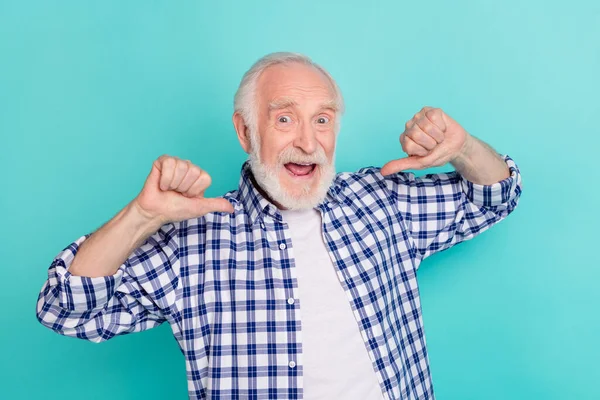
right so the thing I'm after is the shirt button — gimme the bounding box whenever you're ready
[287,298,295,305]
[260,222,265,230]
[279,243,286,250]
[288,361,296,368]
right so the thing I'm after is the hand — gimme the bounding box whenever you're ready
[133,155,234,225]
[380,106,473,175]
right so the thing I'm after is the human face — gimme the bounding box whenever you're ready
[248,63,339,210]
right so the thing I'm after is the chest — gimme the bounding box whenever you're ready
[179,205,418,337]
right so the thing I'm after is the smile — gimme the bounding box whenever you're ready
[284,163,317,178]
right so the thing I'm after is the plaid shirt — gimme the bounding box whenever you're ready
[37,155,522,399]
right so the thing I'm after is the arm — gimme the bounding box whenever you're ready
[380,106,523,264]
[450,134,511,185]
[382,154,521,263]
[68,201,164,278]
[36,155,233,342]
[36,201,181,342]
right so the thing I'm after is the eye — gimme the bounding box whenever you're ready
[278,116,291,123]
[317,116,330,124]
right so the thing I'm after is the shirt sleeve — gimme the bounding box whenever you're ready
[36,222,181,343]
[383,154,523,265]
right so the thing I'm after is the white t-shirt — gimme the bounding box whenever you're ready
[280,208,385,400]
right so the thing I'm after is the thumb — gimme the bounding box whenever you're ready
[195,197,235,215]
[380,156,425,176]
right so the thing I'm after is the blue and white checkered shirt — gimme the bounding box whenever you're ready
[37,155,522,399]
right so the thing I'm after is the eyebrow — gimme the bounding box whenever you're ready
[267,97,340,115]
[268,97,298,112]
[318,99,340,112]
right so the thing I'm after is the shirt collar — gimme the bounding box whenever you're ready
[235,160,345,225]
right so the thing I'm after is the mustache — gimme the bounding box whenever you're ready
[277,146,328,165]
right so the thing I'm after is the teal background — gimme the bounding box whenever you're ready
[1,1,598,399]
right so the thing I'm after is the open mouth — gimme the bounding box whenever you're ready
[284,162,317,178]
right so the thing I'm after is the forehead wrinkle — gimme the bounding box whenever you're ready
[269,84,332,98]
[267,96,339,116]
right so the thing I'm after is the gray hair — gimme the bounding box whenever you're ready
[233,52,345,137]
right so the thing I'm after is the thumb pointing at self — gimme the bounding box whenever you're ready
[380,156,426,176]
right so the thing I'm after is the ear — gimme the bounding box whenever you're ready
[232,112,251,154]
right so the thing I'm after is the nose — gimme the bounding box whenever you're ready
[293,120,317,154]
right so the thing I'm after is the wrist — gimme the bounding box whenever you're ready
[451,134,475,167]
[123,201,165,245]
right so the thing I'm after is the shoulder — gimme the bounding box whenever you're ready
[177,188,251,237]
[334,166,385,188]
[334,166,463,202]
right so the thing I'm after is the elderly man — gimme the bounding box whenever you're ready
[37,52,522,399]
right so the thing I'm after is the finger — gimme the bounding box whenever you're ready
[186,171,212,198]
[399,133,411,153]
[405,125,438,150]
[177,162,201,193]
[159,157,177,191]
[171,159,190,190]
[413,116,445,145]
[405,106,435,131]
[380,156,427,176]
[153,154,170,173]
[411,106,433,121]
[425,108,447,132]
[197,198,235,214]
[155,154,169,164]
[403,135,430,157]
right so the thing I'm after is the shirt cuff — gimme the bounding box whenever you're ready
[460,154,522,207]
[54,234,124,312]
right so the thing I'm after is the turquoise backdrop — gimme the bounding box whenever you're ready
[1,1,598,399]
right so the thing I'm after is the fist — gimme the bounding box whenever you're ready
[133,155,234,225]
[380,106,472,175]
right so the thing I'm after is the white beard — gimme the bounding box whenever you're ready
[247,133,336,210]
